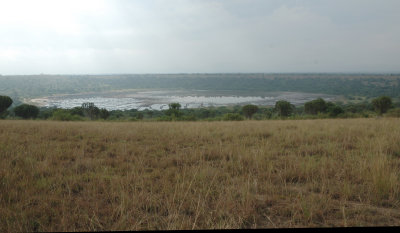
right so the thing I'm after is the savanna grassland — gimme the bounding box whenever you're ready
[1,118,400,231]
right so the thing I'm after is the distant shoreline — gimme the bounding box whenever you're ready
[26,89,337,111]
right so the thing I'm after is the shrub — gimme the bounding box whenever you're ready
[328,105,344,117]
[181,115,197,121]
[386,108,400,117]
[156,115,173,121]
[223,113,244,121]
[51,109,83,121]
[70,107,84,116]
[38,108,57,119]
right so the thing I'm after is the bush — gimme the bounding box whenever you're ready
[51,109,83,121]
[386,108,400,117]
[197,109,215,119]
[38,108,57,119]
[0,110,10,119]
[156,115,173,121]
[70,107,84,116]
[181,115,197,121]
[328,105,344,117]
[252,113,267,120]
[222,113,244,121]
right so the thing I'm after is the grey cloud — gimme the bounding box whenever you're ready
[0,0,399,74]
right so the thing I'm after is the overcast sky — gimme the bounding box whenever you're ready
[1,0,400,74]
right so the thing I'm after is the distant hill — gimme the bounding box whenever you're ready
[1,73,399,102]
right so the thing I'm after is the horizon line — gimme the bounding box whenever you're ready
[2,72,400,76]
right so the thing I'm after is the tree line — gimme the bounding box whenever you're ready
[0,95,398,121]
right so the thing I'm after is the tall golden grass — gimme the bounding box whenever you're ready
[1,118,400,231]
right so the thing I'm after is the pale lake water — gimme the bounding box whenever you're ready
[30,90,336,111]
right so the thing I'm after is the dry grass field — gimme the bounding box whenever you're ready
[1,118,400,231]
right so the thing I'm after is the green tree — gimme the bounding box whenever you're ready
[165,103,182,117]
[275,100,293,117]
[168,103,181,110]
[82,102,100,120]
[14,104,39,119]
[372,96,392,115]
[242,104,259,119]
[304,98,327,115]
[0,95,13,116]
